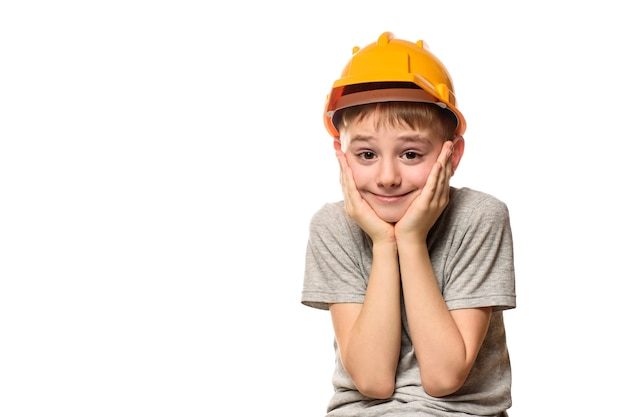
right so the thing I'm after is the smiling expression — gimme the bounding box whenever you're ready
[341,111,446,223]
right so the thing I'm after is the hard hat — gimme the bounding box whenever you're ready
[324,32,466,138]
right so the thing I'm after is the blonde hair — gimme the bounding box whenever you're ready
[338,102,458,142]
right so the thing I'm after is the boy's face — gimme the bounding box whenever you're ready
[340,111,448,224]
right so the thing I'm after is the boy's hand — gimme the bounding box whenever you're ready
[395,141,454,242]
[335,142,395,243]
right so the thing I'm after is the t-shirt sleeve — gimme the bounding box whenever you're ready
[443,196,516,311]
[301,203,368,310]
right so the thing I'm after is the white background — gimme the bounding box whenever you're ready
[1,1,625,416]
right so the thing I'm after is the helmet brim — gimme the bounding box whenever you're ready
[329,88,454,133]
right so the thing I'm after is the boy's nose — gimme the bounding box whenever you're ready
[376,159,401,188]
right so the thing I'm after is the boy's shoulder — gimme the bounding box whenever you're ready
[452,187,508,208]
[448,187,511,223]
[309,201,348,228]
[308,201,363,237]
[310,200,347,220]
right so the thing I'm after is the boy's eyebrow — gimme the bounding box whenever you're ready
[396,134,431,144]
[349,134,431,145]
[349,134,374,144]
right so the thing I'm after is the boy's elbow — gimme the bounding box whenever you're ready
[354,375,396,399]
[422,373,466,398]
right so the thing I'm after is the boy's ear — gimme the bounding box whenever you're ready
[451,135,465,175]
[333,138,342,152]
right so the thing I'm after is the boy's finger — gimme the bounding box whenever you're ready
[438,141,453,165]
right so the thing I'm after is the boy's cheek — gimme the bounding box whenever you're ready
[348,166,367,189]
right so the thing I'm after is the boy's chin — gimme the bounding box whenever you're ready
[372,207,406,224]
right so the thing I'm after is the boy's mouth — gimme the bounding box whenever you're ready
[370,191,411,204]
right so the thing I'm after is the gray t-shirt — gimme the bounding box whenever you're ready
[301,187,516,417]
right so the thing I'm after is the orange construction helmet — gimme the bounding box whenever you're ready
[324,32,466,138]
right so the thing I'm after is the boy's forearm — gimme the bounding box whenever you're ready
[343,241,402,398]
[397,240,468,396]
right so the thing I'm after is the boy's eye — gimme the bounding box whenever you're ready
[358,151,376,160]
[403,151,421,160]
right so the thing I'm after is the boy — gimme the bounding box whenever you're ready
[301,32,516,416]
